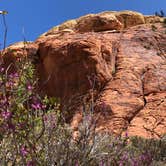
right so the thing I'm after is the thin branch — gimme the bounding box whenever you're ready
[2,14,8,50]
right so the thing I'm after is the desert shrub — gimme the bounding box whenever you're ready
[0,56,60,165]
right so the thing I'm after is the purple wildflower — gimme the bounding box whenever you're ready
[131,158,139,166]
[121,152,129,160]
[31,97,46,110]
[9,72,19,79]
[75,161,79,166]
[125,132,128,138]
[26,82,33,91]
[27,84,33,91]
[139,152,152,164]
[1,111,12,120]
[140,154,146,161]
[31,102,42,110]
[119,161,123,166]
[99,160,104,166]
[20,146,28,157]
[0,97,9,106]
[0,67,4,73]
[7,80,14,87]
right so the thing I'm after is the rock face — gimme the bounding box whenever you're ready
[1,42,38,73]
[2,11,166,138]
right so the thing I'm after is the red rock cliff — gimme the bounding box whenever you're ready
[2,11,166,138]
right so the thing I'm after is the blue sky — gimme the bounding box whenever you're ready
[0,0,166,46]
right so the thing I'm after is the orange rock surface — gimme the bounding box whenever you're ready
[2,11,166,138]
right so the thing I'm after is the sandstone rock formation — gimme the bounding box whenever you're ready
[75,13,123,32]
[1,11,166,139]
[40,10,163,37]
[144,15,164,24]
[106,10,145,28]
[1,42,38,73]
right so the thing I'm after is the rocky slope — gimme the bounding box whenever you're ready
[1,11,166,138]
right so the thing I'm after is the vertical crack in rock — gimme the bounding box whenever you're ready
[111,41,120,76]
[126,67,148,127]
[141,70,147,107]
[99,40,121,91]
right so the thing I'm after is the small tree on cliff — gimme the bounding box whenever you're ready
[155,10,165,17]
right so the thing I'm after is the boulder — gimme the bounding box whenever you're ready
[114,10,145,28]
[75,13,122,32]
[144,15,165,23]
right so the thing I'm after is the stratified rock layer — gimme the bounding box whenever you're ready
[2,11,166,138]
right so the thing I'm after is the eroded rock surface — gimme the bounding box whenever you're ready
[2,11,166,138]
[36,22,166,138]
[1,42,38,73]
